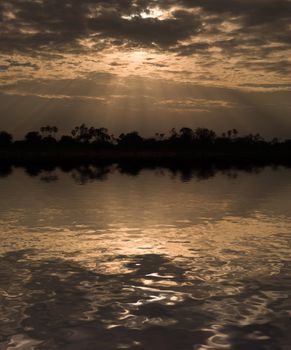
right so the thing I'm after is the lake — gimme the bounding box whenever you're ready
[0,164,291,349]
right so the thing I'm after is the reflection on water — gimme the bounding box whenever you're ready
[0,165,291,349]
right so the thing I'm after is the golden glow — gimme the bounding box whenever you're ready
[122,7,169,20]
[140,8,167,19]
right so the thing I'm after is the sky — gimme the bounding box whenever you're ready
[0,0,291,139]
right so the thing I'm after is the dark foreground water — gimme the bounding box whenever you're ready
[0,165,291,350]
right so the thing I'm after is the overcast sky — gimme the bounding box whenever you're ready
[1,0,291,138]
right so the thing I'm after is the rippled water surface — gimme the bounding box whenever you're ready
[0,165,291,349]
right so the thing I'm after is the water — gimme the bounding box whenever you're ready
[0,165,291,349]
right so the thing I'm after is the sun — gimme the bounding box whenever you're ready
[140,8,165,19]
[122,7,169,21]
[130,50,147,63]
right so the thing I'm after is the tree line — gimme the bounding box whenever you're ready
[0,124,289,152]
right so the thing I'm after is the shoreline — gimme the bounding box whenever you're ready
[1,149,291,165]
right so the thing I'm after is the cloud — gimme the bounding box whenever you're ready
[0,59,39,72]
[0,0,290,56]
[0,0,291,138]
[156,97,237,111]
[1,75,291,139]
[0,0,290,79]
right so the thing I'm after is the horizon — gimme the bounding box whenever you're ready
[0,124,289,142]
[1,3,291,348]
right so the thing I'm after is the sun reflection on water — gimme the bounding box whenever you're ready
[0,167,291,349]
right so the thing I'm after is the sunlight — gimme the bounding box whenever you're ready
[1,1,291,348]
[130,50,147,64]
[140,8,165,19]
[122,7,167,20]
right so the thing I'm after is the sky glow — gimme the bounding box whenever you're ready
[0,0,291,137]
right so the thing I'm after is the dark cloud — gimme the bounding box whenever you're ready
[88,9,201,48]
[239,83,291,90]
[235,59,291,75]
[0,0,290,60]
[0,60,39,72]
[0,0,290,138]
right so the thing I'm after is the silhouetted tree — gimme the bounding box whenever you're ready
[71,124,91,143]
[0,131,13,145]
[227,130,233,139]
[25,131,42,143]
[254,133,263,142]
[118,132,143,147]
[180,127,194,143]
[42,136,57,145]
[155,133,165,141]
[0,124,290,161]
[195,128,216,143]
[169,128,178,140]
[59,135,75,145]
[271,137,279,145]
[40,125,58,138]
[90,127,111,144]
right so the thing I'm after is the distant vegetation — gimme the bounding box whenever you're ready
[0,124,290,162]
